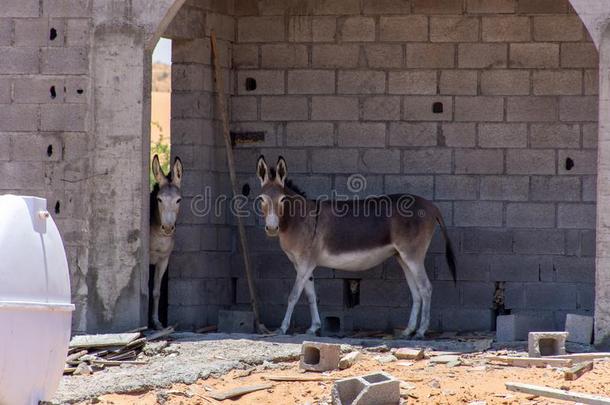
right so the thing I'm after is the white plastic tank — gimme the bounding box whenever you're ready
[0,195,74,405]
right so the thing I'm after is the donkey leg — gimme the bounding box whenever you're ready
[303,276,321,335]
[396,256,422,338]
[152,257,169,330]
[278,266,314,335]
[401,257,432,340]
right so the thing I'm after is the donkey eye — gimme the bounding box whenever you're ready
[176,198,182,204]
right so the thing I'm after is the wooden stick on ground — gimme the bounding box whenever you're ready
[565,361,594,381]
[549,353,610,361]
[265,375,340,382]
[487,356,572,368]
[506,382,610,404]
[210,30,269,335]
[208,384,273,401]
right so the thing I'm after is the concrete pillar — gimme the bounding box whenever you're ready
[596,24,610,346]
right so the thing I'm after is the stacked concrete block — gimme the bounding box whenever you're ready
[320,310,354,337]
[300,341,342,372]
[332,372,400,405]
[565,314,594,344]
[528,332,568,357]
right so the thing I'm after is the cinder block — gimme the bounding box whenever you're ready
[41,47,88,74]
[312,0,360,15]
[363,0,411,14]
[312,149,359,173]
[217,310,255,333]
[340,16,375,42]
[288,70,335,94]
[558,150,597,175]
[513,230,564,254]
[412,0,463,14]
[506,150,555,175]
[66,18,89,46]
[467,0,515,14]
[261,44,308,68]
[533,71,581,96]
[237,70,284,95]
[480,70,530,95]
[0,104,39,131]
[40,104,87,132]
[406,44,455,68]
[458,43,507,68]
[454,149,504,174]
[530,124,580,148]
[0,47,39,74]
[364,44,403,68]
[557,204,596,229]
[441,123,476,147]
[321,311,354,337]
[311,96,359,121]
[288,16,336,42]
[435,175,478,200]
[560,96,598,122]
[389,123,438,147]
[463,228,512,253]
[43,0,89,17]
[3,1,37,17]
[403,96,453,121]
[507,97,558,122]
[14,18,50,47]
[286,122,334,146]
[238,16,284,42]
[509,43,559,68]
[528,332,568,357]
[232,44,259,68]
[517,0,569,14]
[361,149,401,174]
[332,372,400,405]
[300,341,342,372]
[430,17,479,42]
[261,96,308,121]
[231,96,257,121]
[585,69,599,95]
[453,201,503,227]
[564,314,593,344]
[480,176,529,201]
[312,45,360,68]
[338,122,386,147]
[454,96,504,122]
[561,43,598,68]
[440,70,477,95]
[582,124,597,149]
[379,16,428,42]
[479,123,527,148]
[533,16,584,42]
[496,314,553,342]
[363,96,401,121]
[482,16,530,42]
[506,203,555,228]
[385,175,434,199]
[389,71,437,95]
[402,148,452,174]
[338,71,386,95]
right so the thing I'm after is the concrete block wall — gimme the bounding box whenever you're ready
[0,1,92,332]
[167,0,238,329]
[215,0,598,332]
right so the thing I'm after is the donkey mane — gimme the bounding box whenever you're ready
[268,167,306,197]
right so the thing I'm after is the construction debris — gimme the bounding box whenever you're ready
[528,331,568,357]
[506,382,610,404]
[565,361,594,381]
[332,372,400,405]
[394,347,426,360]
[299,341,342,372]
[64,327,174,375]
[338,351,361,370]
[487,355,572,368]
[208,383,273,400]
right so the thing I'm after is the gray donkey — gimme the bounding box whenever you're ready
[150,154,183,329]
[256,156,456,339]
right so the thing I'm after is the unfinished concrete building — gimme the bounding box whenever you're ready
[4,0,610,344]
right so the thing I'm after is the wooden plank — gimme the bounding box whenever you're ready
[208,384,273,400]
[265,375,339,382]
[66,350,88,362]
[506,382,610,405]
[69,333,141,348]
[196,325,218,334]
[549,353,610,361]
[565,361,594,381]
[146,326,175,341]
[91,359,147,366]
[487,356,572,368]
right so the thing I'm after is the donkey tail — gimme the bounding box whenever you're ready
[436,213,457,285]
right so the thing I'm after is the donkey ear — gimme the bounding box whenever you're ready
[256,155,269,186]
[276,156,287,186]
[172,157,183,188]
[152,155,167,186]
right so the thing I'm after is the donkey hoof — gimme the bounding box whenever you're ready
[152,320,164,330]
[413,332,426,340]
[400,329,415,339]
[305,327,320,336]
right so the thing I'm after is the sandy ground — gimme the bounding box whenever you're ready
[71,344,610,405]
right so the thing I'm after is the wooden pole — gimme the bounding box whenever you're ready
[210,31,268,334]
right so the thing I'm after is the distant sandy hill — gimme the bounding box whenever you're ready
[151,63,171,144]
